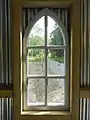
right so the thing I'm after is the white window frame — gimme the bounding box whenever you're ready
[22,8,69,111]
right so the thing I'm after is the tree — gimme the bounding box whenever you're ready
[27,23,44,57]
[50,26,64,46]
[30,24,43,36]
[49,25,64,63]
[29,35,44,46]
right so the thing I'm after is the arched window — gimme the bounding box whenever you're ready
[22,8,69,110]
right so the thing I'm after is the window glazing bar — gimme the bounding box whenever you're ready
[27,76,66,79]
[45,15,48,106]
[26,45,67,49]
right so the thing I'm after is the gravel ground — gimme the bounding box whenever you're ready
[27,61,64,105]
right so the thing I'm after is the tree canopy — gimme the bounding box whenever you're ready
[27,22,64,63]
[49,25,64,63]
[50,26,64,46]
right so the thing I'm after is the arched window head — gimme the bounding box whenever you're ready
[24,8,69,47]
[22,8,69,110]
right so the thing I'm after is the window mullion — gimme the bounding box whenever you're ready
[45,15,48,106]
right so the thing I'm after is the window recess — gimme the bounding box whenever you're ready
[21,8,70,111]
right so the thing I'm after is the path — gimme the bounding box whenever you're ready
[27,60,64,105]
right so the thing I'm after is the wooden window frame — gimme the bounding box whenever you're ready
[1,0,90,120]
[22,8,69,111]
[11,0,81,120]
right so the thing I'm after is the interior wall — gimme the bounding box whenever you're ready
[80,0,90,120]
[0,0,90,119]
[0,0,12,120]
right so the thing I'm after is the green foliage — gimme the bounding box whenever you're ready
[28,35,44,46]
[50,27,64,45]
[49,25,64,63]
[49,55,64,63]
[27,23,64,63]
[27,34,44,61]
[28,56,42,62]
[28,51,44,62]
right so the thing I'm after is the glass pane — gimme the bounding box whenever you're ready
[47,16,64,46]
[27,16,45,46]
[27,49,45,76]
[47,79,64,106]
[47,49,65,76]
[27,78,45,106]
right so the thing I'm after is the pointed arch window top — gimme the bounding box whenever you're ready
[24,8,69,47]
[22,8,69,110]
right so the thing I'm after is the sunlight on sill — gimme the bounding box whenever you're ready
[21,111,71,115]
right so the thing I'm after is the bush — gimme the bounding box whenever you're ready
[49,55,64,63]
[28,52,44,62]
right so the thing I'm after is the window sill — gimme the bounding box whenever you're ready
[21,111,71,116]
